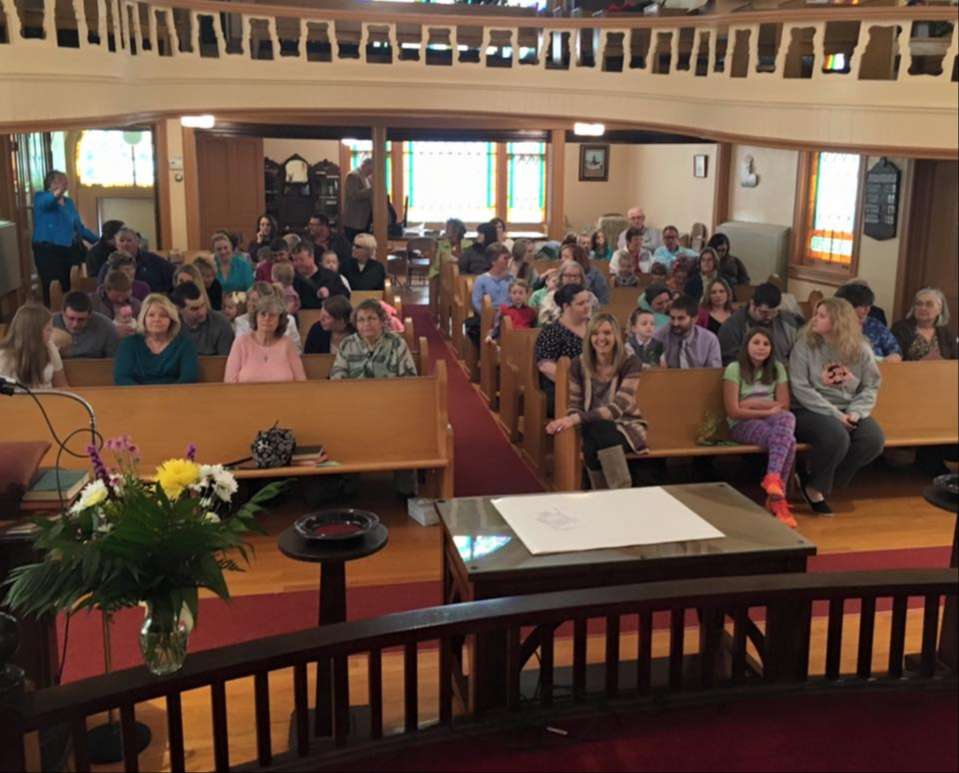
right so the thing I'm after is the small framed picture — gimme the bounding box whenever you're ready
[693,154,708,179]
[579,144,609,182]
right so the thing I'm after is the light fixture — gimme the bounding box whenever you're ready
[573,122,605,137]
[341,138,358,145]
[179,115,216,129]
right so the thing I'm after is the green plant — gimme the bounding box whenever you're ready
[3,436,286,630]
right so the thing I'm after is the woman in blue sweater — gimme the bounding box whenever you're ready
[32,171,98,306]
[114,294,198,385]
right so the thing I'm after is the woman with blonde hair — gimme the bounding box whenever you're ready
[0,303,67,388]
[537,260,599,325]
[546,313,647,490]
[224,294,305,384]
[789,297,884,514]
[191,254,224,311]
[114,293,198,385]
[212,232,254,295]
[174,262,212,308]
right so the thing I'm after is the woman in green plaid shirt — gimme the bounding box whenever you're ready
[330,299,417,380]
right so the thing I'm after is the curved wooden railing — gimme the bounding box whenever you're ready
[0,1,956,151]
[1,569,956,772]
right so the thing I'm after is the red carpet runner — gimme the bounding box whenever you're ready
[407,304,544,497]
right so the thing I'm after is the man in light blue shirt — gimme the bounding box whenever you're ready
[651,225,698,271]
[471,243,514,314]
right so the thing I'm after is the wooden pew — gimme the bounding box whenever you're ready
[451,274,479,381]
[437,260,458,340]
[735,284,757,304]
[64,354,335,385]
[497,317,540,444]
[49,280,64,312]
[63,327,430,385]
[553,359,959,491]
[590,259,611,279]
[478,295,498,407]
[2,363,455,497]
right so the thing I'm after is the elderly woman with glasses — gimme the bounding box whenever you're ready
[892,288,957,362]
[224,294,306,384]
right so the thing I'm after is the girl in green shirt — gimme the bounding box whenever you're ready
[722,327,797,528]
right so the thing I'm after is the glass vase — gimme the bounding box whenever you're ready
[139,602,190,676]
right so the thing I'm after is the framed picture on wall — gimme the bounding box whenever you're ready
[693,154,709,178]
[579,144,609,182]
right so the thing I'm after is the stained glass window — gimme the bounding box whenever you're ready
[76,130,155,187]
[506,142,546,224]
[402,141,496,224]
[805,152,861,266]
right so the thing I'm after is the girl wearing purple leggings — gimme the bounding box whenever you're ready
[722,328,798,528]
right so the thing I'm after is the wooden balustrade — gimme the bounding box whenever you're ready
[0,1,955,151]
[1,569,955,772]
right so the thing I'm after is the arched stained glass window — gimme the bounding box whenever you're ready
[76,130,155,188]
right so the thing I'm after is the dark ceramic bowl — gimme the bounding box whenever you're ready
[933,473,959,496]
[294,509,380,543]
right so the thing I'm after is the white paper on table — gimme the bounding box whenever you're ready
[491,488,724,556]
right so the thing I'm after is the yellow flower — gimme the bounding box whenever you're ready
[155,459,200,500]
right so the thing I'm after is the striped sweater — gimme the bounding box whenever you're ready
[568,354,648,452]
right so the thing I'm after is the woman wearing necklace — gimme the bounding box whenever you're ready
[546,313,646,490]
[114,294,198,385]
[224,294,306,383]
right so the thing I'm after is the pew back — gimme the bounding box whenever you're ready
[2,364,453,494]
[553,360,959,490]
[63,355,336,385]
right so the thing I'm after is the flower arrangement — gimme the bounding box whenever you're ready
[2,436,285,674]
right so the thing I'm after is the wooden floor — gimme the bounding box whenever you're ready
[69,286,958,771]
[64,461,954,773]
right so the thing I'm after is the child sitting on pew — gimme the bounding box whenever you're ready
[487,279,537,342]
[722,327,797,529]
[222,292,243,327]
[271,262,301,316]
[624,308,664,369]
[612,251,640,288]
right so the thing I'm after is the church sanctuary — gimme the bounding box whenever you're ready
[0,0,957,769]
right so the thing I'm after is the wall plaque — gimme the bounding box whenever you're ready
[862,158,900,241]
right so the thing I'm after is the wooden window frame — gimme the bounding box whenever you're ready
[789,149,865,286]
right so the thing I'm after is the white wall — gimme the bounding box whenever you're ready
[630,144,716,234]
[564,142,717,235]
[728,144,799,227]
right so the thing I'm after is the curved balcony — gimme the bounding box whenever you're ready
[0,1,956,153]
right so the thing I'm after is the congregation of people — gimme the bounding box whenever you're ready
[4,169,956,522]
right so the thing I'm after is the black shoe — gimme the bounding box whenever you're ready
[794,472,833,515]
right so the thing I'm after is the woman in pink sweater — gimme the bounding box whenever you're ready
[224,294,306,383]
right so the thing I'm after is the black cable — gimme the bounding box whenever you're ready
[3,379,100,680]
[6,379,100,512]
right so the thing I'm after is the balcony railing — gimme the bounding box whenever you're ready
[0,2,956,151]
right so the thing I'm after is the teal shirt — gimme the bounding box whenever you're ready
[114,334,199,385]
[216,255,255,294]
[722,360,788,427]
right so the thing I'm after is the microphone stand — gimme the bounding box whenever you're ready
[2,379,152,763]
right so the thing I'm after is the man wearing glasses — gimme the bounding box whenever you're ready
[718,283,804,365]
